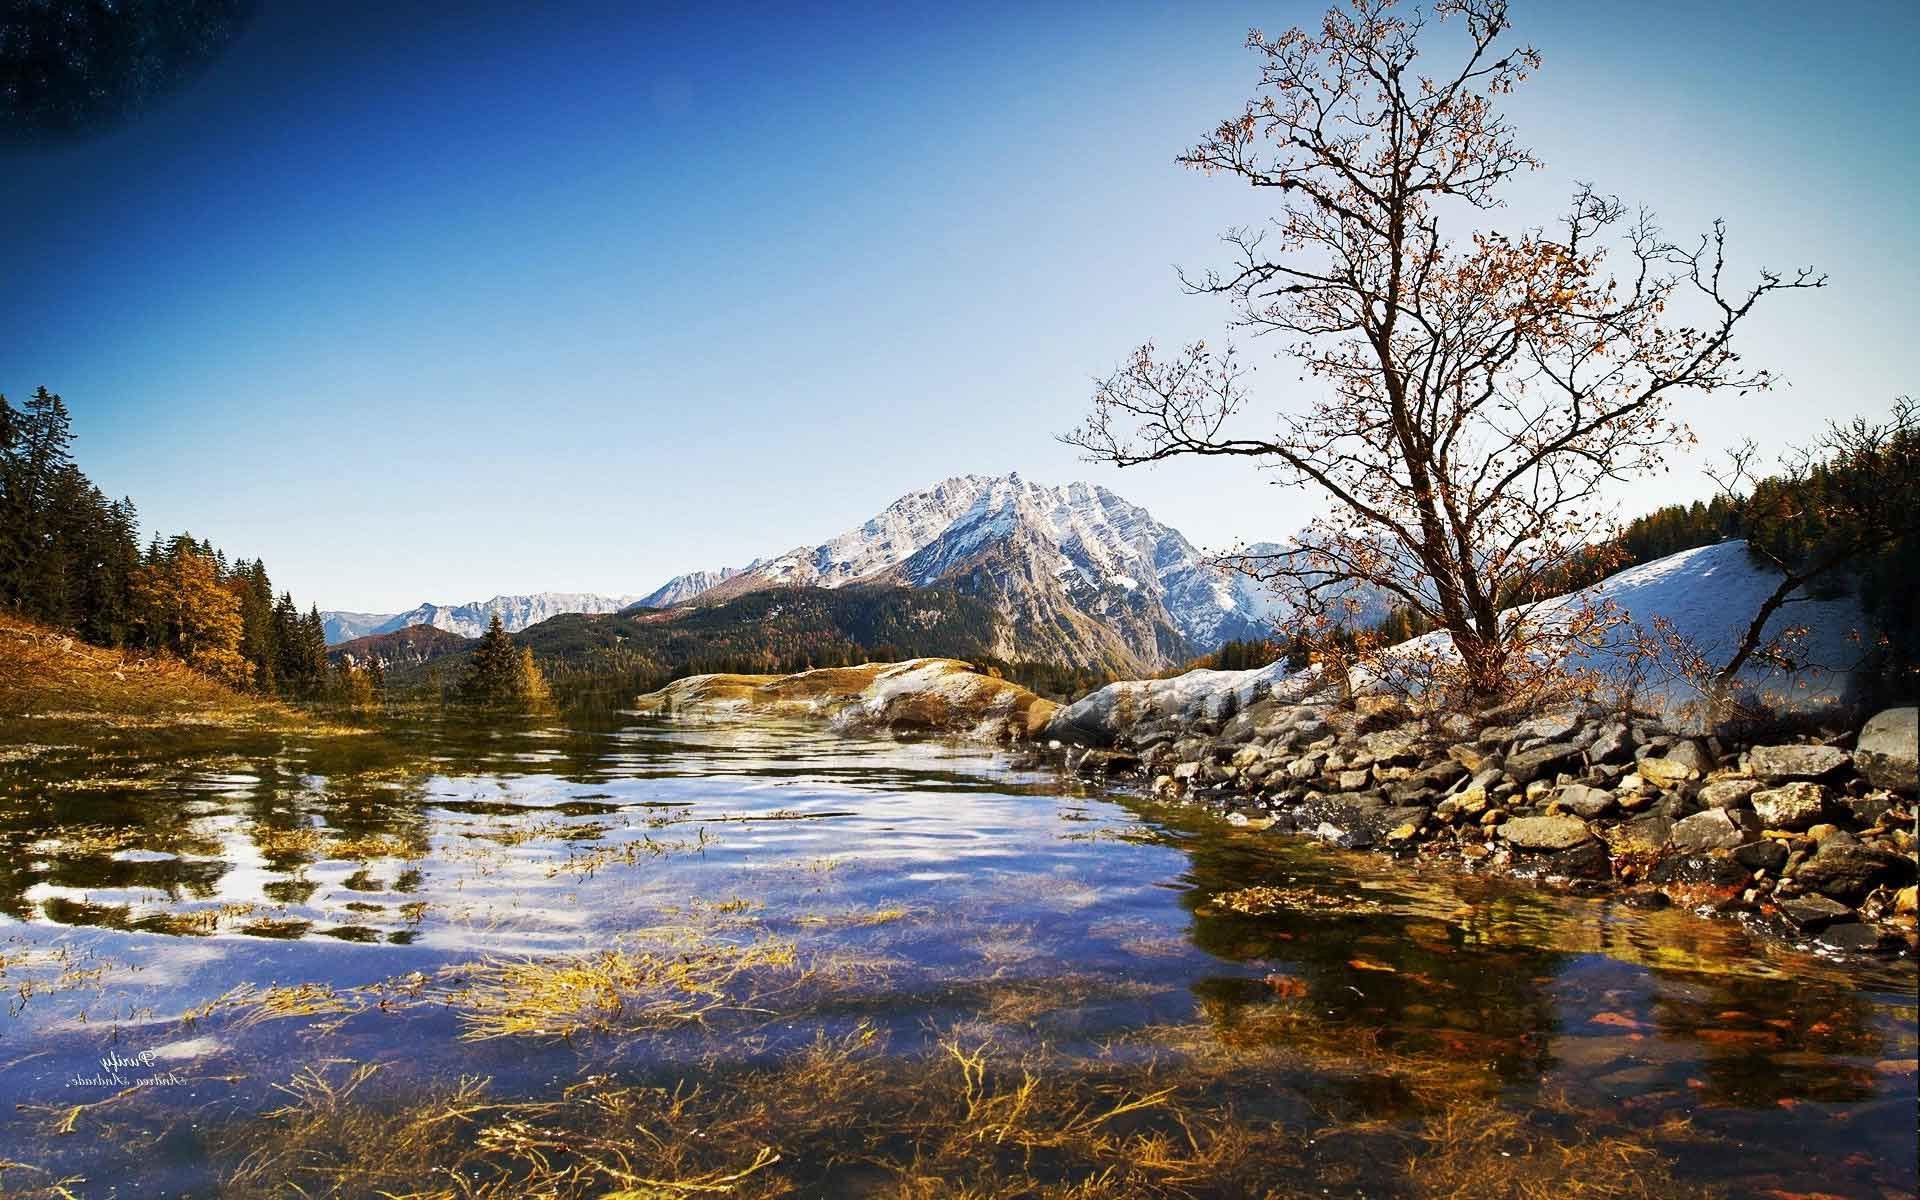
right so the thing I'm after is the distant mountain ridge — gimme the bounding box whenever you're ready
[321,592,643,644]
[631,565,745,610]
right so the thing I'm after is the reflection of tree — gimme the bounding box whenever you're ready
[1145,800,1567,1090]
[1645,978,1882,1107]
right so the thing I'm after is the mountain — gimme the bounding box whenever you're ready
[631,565,744,610]
[320,592,643,645]
[684,474,1297,673]
[320,611,399,644]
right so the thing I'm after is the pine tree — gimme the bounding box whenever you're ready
[458,614,550,710]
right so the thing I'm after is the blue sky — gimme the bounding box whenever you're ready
[6,1,1916,612]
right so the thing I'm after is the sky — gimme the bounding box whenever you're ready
[5,0,1916,613]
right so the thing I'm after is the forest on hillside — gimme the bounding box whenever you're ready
[1,388,331,695]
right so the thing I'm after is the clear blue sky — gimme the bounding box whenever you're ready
[6,1,1915,612]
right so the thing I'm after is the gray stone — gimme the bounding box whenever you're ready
[1855,706,1917,793]
[1747,743,1852,782]
[1638,755,1701,789]
[1752,782,1828,830]
[1361,728,1424,764]
[1699,778,1763,810]
[1791,835,1912,903]
[1505,742,1582,786]
[1585,721,1632,765]
[1513,710,1584,744]
[1552,784,1616,819]
[1498,814,1595,851]
[1669,809,1754,854]
[1776,894,1853,931]
[1666,739,1715,775]
[1732,839,1789,874]
[1840,793,1895,827]
[1606,814,1674,856]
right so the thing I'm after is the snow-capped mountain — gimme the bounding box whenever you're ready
[320,592,644,644]
[630,565,745,610]
[687,474,1305,672]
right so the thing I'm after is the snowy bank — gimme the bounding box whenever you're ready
[1050,540,1874,743]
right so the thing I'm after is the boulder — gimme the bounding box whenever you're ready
[1498,814,1595,851]
[1855,707,1917,793]
[1505,742,1582,786]
[1638,755,1701,789]
[1747,744,1852,782]
[1698,778,1763,810]
[1732,839,1789,874]
[1776,894,1854,932]
[1551,784,1616,820]
[1791,832,1912,903]
[1751,782,1828,831]
[1666,739,1715,775]
[1607,814,1674,856]
[1585,721,1633,765]
[1668,809,1755,854]
[1361,728,1424,764]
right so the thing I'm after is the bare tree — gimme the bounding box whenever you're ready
[1065,0,1821,702]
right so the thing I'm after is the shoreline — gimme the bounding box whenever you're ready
[635,660,1919,965]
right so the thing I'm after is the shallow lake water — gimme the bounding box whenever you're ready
[0,713,1914,1198]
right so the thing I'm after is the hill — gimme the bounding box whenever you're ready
[380,584,1015,692]
[328,623,474,669]
[0,611,324,732]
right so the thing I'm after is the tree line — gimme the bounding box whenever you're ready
[1,387,331,695]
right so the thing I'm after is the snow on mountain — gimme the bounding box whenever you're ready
[321,592,644,644]
[1054,540,1874,737]
[631,566,744,609]
[693,473,1297,671]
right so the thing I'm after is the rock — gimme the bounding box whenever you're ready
[1448,743,1492,773]
[1667,739,1715,775]
[1287,754,1322,782]
[1747,744,1852,782]
[1840,793,1896,827]
[1498,814,1595,851]
[1894,886,1917,916]
[1816,923,1890,953]
[1732,839,1789,874]
[1855,707,1917,793]
[1698,778,1763,810]
[1336,769,1372,792]
[1638,755,1700,789]
[1551,784,1616,819]
[1547,839,1614,880]
[1408,760,1468,792]
[1171,761,1203,783]
[1751,782,1828,831]
[1669,809,1755,854]
[1607,815,1674,856]
[1791,833,1912,903]
[1620,889,1671,909]
[1361,728,1424,764]
[1513,710,1584,743]
[1505,742,1582,786]
[1776,894,1853,931]
[1585,721,1632,765]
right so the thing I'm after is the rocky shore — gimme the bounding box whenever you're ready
[1039,694,1918,957]
[638,657,1917,958]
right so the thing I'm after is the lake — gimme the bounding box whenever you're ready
[0,712,1913,1198]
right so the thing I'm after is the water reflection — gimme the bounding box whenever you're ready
[0,712,1912,1197]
